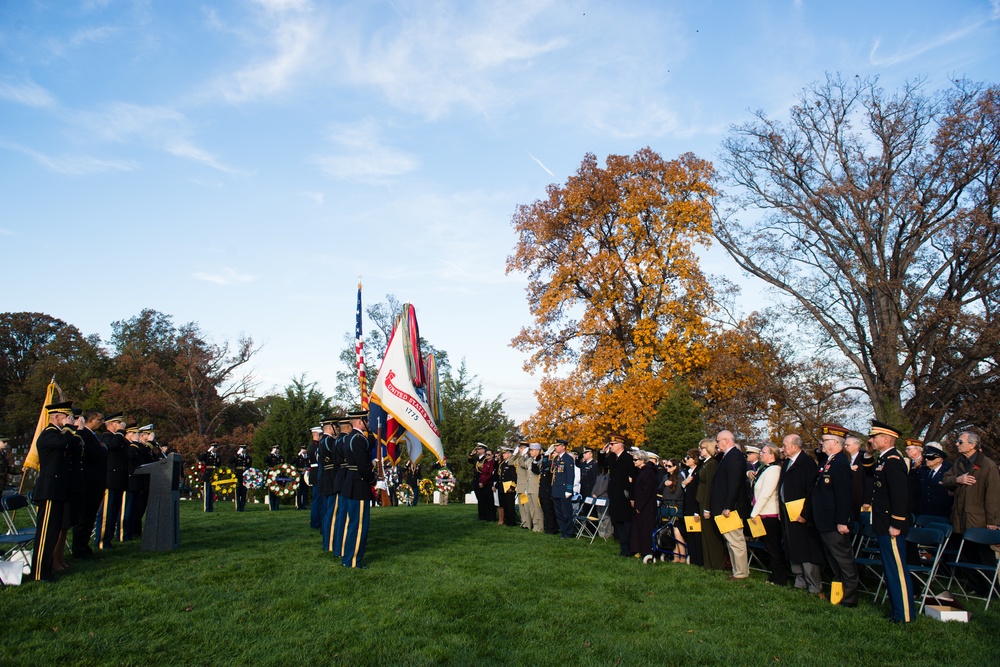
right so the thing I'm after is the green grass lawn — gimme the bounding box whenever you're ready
[3,500,1000,666]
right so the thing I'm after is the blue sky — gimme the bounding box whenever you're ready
[2,0,998,422]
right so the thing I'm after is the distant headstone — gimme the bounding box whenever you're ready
[133,453,182,551]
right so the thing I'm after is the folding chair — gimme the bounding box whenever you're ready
[1,494,35,538]
[576,497,609,544]
[854,522,885,599]
[1,495,35,582]
[573,497,595,537]
[946,527,1000,610]
[902,524,952,614]
[747,539,769,573]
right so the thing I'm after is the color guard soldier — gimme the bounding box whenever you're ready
[31,401,77,582]
[231,447,251,512]
[331,416,353,556]
[198,443,221,512]
[317,415,340,551]
[73,409,106,558]
[340,410,375,568]
[812,423,859,607]
[98,412,129,547]
[864,419,915,623]
[308,426,322,529]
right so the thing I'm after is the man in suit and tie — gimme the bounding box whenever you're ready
[712,430,751,580]
[779,433,826,596]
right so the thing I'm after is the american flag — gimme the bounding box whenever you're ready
[356,281,368,410]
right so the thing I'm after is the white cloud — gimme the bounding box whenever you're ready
[869,22,984,67]
[334,0,567,119]
[211,0,319,103]
[300,191,325,204]
[313,119,418,183]
[0,80,56,108]
[192,267,256,286]
[1,141,136,175]
[0,228,17,236]
[993,0,1000,20]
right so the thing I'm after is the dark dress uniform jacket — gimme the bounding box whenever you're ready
[868,449,910,535]
[607,452,636,522]
[779,453,826,565]
[35,424,76,502]
[332,434,349,496]
[318,434,338,497]
[917,461,953,518]
[811,450,853,533]
[341,430,375,501]
[710,447,750,518]
[198,451,220,481]
[80,428,108,493]
[578,458,597,499]
[102,431,130,490]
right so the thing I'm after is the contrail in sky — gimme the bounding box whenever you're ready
[529,152,555,177]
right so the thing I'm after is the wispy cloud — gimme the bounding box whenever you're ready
[300,191,324,204]
[192,267,256,286]
[993,0,1000,20]
[73,102,243,173]
[0,79,56,108]
[211,0,319,103]
[313,119,418,183]
[0,228,17,237]
[529,152,555,177]
[1,141,136,175]
[869,22,985,67]
[334,1,567,119]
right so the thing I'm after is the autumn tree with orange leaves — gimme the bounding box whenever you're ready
[507,148,716,448]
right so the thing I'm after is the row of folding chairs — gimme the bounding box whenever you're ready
[854,514,1000,612]
[573,497,609,543]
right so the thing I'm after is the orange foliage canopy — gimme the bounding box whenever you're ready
[507,148,716,447]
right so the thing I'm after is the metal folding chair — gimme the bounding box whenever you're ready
[902,524,952,613]
[946,527,1000,610]
[1,495,36,580]
[576,497,609,543]
[854,522,885,599]
[573,497,595,537]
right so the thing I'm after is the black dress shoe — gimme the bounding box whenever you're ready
[841,602,857,608]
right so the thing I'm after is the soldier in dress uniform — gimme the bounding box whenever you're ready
[536,446,557,534]
[916,444,953,519]
[52,408,86,570]
[131,424,156,536]
[198,443,221,512]
[863,419,915,623]
[31,401,78,583]
[551,439,576,538]
[73,409,106,559]
[308,426,322,528]
[577,448,597,500]
[98,412,129,547]
[316,415,340,551]
[468,444,487,521]
[340,410,375,568]
[121,423,142,539]
[294,446,310,510]
[331,416,354,555]
[812,423,859,607]
[231,447,251,512]
[264,446,285,511]
[497,447,518,526]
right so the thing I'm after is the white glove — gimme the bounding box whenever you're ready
[565,492,572,499]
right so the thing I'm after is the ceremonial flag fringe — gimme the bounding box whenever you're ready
[371,325,445,464]
[356,282,368,411]
[23,378,62,472]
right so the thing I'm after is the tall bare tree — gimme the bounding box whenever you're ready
[714,75,1000,441]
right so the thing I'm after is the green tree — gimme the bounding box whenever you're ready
[643,380,706,462]
[438,360,518,498]
[251,376,334,464]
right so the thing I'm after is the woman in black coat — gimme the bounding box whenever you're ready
[695,439,727,571]
[680,448,703,566]
[630,450,658,561]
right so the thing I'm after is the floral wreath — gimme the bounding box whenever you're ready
[186,467,203,498]
[243,468,266,490]
[396,482,414,505]
[418,478,435,498]
[211,465,238,499]
[434,468,456,494]
[268,463,299,498]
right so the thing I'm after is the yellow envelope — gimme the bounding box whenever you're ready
[518,493,529,505]
[503,481,516,493]
[714,512,744,534]
[748,516,767,537]
[785,498,805,522]
[684,515,702,533]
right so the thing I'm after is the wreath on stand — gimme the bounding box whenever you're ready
[418,478,435,504]
[267,463,299,499]
[211,466,238,500]
[434,468,456,498]
[396,482,414,505]
[243,468,266,490]
[185,466,204,499]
